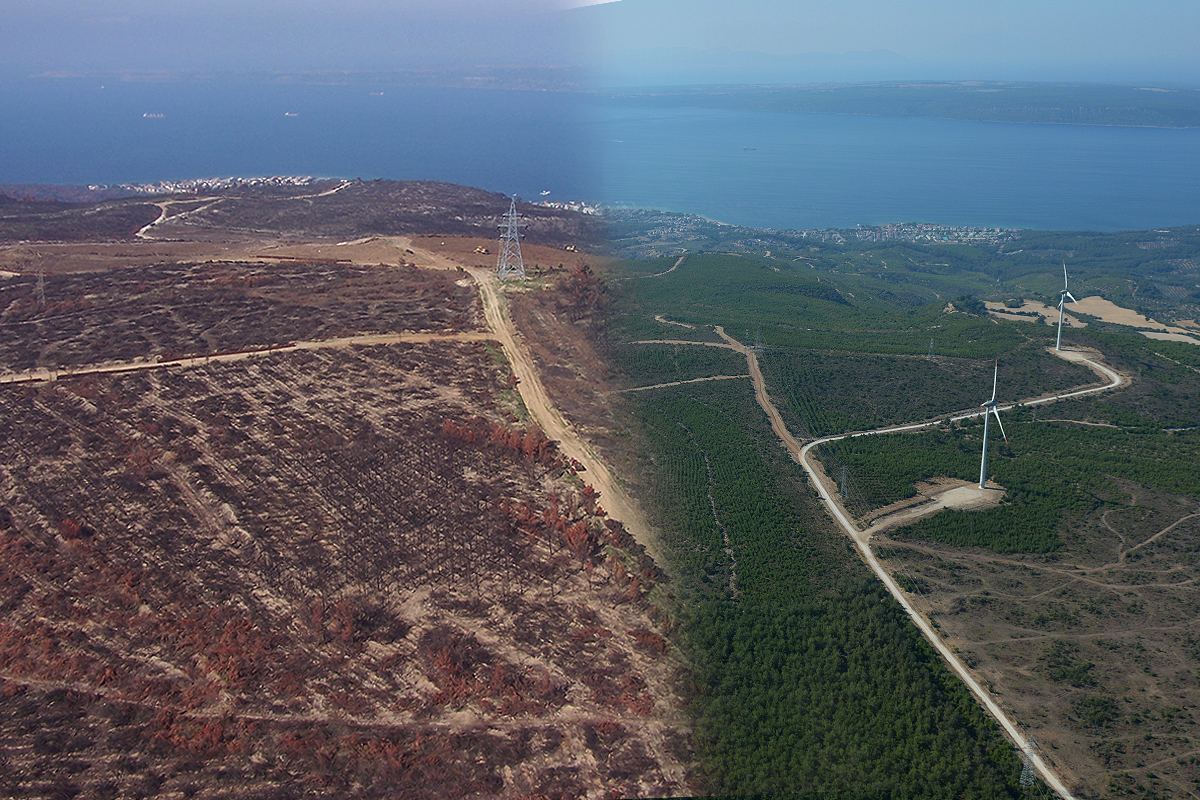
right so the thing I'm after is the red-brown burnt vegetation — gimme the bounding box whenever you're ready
[0,258,687,798]
[0,260,480,372]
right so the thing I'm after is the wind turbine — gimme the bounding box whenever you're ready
[978,359,1008,489]
[1055,260,1078,351]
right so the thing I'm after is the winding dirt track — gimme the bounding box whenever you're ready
[647,330,1127,799]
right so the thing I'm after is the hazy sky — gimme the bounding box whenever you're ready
[0,0,586,74]
[576,0,1200,84]
[2,0,1198,83]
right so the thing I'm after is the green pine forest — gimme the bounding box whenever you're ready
[601,230,1200,796]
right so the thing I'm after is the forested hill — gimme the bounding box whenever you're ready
[600,81,1200,128]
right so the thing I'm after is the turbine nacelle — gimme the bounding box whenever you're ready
[978,360,1008,489]
[1058,260,1078,309]
[1055,260,1077,351]
[980,360,1007,442]
[983,403,1007,442]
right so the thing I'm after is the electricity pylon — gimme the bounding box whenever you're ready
[497,197,526,281]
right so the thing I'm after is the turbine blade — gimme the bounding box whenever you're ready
[1066,291,1077,303]
[1063,260,1069,289]
[989,359,998,402]
[993,407,1008,442]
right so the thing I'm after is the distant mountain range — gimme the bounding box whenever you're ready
[596,81,1200,128]
[589,46,912,87]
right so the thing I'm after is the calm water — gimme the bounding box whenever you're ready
[4,77,1200,232]
[590,104,1200,231]
[0,78,595,202]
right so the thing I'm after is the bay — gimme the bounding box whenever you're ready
[590,104,1200,232]
[5,77,1200,233]
[0,78,595,202]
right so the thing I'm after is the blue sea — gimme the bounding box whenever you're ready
[0,78,595,202]
[4,77,1200,232]
[592,104,1200,232]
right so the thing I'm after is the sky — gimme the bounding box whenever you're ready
[575,0,1200,85]
[0,0,588,75]
[2,0,1198,84]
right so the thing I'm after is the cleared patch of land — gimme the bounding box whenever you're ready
[1142,330,1200,345]
[985,300,1085,327]
[1071,295,1195,335]
[863,481,1005,535]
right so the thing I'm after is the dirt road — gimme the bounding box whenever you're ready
[646,329,1131,797]
[790,347,1125,799]
[0,331,493,386]
[400,243,667,568]
[135,197,223,239]
[616,254,687,282]
[617,374,749,393]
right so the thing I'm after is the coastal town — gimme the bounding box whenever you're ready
[606,207,1021,257]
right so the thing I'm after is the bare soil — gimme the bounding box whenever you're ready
[1071,295,1193,334]
[861,479,1006,535]
[986,300,1085,328]
[1141,330,1200,345]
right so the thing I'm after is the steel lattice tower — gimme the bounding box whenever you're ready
[497,198,526,281]
[35,265,46,307]
[1019,739,1037,788]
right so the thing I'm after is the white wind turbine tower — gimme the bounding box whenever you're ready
[978,359,1008,489]
[1055,260,1078,351]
